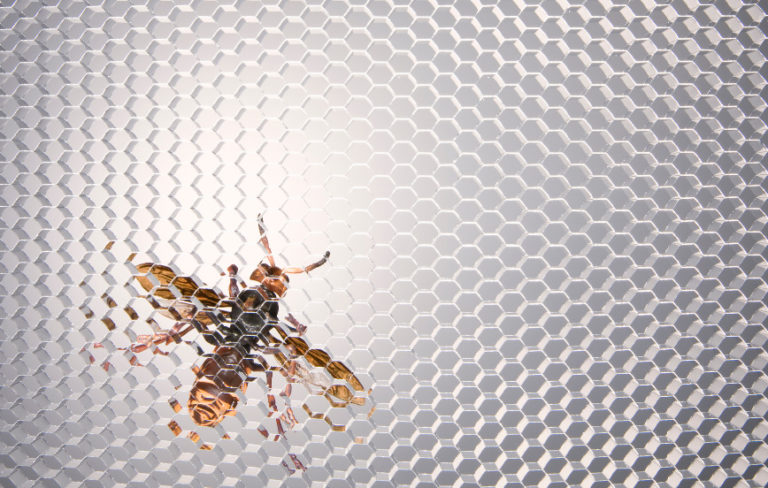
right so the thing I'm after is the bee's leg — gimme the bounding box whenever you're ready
[284,406,298,426]
[131,323,194,355]
[285,313,307,335]
[280,348,297,398]
[277,403,296,428]
[275,417,286,441]
[283,251,330,275]
[269,366,290,439]
[229,277,239,298]
[130,333,170,353]
[169,322,193,342]
[255,354,292,439]
[81,343,117,371]
[289,454,307,472]
[223,264,240,298]
[274,359,300,427]
[81,344,98,364]
[265,370,278,413]
[278,357,299,426]
[281,460,295,475]
[84,323,194,370]
[257,213,276,267]
[243,355,276,439]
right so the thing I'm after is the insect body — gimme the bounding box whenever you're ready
[86,215,367,471]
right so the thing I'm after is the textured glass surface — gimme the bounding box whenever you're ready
[2,0,768,486]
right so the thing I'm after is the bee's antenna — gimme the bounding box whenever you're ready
[257,213,276,267]
[284,251,330,274]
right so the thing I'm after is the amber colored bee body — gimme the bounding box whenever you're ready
[86,215,367,473]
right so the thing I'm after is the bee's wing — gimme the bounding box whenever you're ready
[134,263,225,328]
[135,263,221,307]
[279,334,365,406]
[270,325,362,385]
[135,263,174,290]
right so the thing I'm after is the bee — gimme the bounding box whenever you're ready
[84,215,367,473]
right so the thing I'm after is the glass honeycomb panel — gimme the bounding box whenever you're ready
[1,1,768,487]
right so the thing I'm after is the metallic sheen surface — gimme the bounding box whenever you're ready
[2,0,768,486]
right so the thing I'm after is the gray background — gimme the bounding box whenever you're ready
[2,0,768,486]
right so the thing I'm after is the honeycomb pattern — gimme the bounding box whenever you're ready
[2,0,768,486]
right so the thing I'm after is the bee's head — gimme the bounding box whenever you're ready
[249,263,290,297]
[245,251,330,298]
